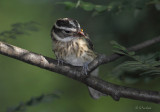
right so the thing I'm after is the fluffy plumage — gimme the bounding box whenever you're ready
[51,18,104,99]
[52,37,96,66]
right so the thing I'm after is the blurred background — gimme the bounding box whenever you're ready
[0,0,160,112]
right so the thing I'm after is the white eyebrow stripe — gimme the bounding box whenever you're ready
[62,18,69,20]
[55,23,77,32]
[69,21,76,27]
[77,23,80,29]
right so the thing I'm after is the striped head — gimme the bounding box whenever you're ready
[51,18,85,42]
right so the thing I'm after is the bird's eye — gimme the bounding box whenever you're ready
[63,30,71,33]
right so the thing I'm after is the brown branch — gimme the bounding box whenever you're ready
[88,36,160,73]
[0,37,160,104]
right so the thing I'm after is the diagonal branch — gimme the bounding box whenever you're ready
[88,36,160,73]
[0,36,160,104]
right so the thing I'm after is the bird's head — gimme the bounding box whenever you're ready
[51,18,85,42]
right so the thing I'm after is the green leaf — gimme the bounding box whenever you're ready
[110,40,127,51]
[95,5,107,12]
[106,5,113,11]
[151,62,160,67]
[128,51,135,56]
[112,51,160,84]
[80,1,94,11]
[132,55,141,61]
[112,49,126,55]
[7,92,61,112]
[139,69,160,76]
[0,21,39,41]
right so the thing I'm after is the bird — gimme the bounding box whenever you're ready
[51,18,104,99]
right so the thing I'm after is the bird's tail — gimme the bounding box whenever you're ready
[88,68,106,99]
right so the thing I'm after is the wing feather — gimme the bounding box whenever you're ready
[84,32,94,51]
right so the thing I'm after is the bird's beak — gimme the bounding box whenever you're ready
[78,29,85,37]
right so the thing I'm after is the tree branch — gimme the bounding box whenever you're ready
[88,36,160,73]
[0,36,160,103]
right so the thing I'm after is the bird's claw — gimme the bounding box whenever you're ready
[82,62,89,76]
[57,58,64,66]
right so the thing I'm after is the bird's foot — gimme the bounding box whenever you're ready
[82,62,89,76]
[57,58,64,66]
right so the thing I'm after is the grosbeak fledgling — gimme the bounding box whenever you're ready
[51,18,104,99]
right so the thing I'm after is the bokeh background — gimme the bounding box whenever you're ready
[0,0,160,112]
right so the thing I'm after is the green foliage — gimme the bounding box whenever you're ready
[57,0,160,15]
[0,21,39,42]
[110,40,128,55]
[111,41,160,84]
[57,0,111,14]
[7,92,60,112]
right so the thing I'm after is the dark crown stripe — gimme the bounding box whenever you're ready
[56,19,75,28]
[52,26,62,33]
[73,20,79,29]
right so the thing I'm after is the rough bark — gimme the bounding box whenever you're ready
[0,36,160,103]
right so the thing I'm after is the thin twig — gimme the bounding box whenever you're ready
[88,36,160,73]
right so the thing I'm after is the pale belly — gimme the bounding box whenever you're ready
[63,53,94,66]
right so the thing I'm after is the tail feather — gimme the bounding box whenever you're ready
[88,68,106,99]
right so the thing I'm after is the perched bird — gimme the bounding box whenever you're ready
[51,18,104,99]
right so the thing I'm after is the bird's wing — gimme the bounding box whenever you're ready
[84,32,94,51]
